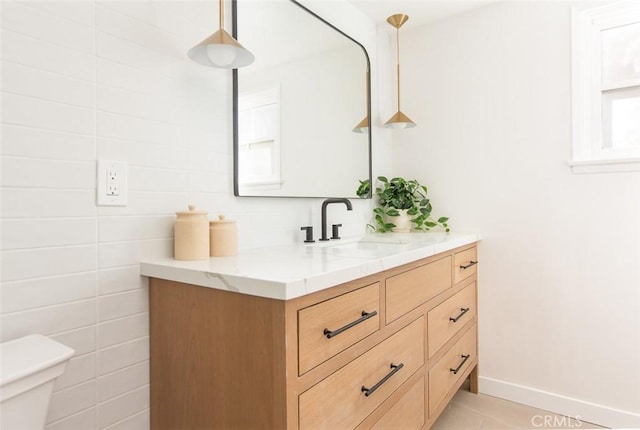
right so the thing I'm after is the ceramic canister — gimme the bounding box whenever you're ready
[209,215,238,257]
[174,205,209,260]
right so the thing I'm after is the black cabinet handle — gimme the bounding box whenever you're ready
[460,260,478,270]
[449,307,470,323]
[450,354,470,375]
[323,310,377,339]
[361,363,404,397]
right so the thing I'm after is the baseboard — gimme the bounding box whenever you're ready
[479,376,640,429]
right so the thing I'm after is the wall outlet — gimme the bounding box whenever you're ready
[97,160,128,206]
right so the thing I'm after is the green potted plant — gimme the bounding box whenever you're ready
[356,176,450,233]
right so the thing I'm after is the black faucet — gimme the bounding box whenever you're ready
[320,198,353,241]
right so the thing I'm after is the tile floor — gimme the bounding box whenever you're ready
[433,387,606,430]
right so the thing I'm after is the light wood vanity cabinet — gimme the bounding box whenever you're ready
[150,243,479,430]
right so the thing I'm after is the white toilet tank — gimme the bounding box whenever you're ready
[0,334,74,430]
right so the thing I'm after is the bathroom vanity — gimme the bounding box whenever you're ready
[141,233,479,429]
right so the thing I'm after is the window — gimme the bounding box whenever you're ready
[238,88,282,190]
[571,1,640,173]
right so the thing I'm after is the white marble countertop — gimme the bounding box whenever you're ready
[139,232,480,300]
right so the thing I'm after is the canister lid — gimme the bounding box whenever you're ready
[176,204,207,216]
[209,215,235,224]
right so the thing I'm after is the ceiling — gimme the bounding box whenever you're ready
[347,0,497,29]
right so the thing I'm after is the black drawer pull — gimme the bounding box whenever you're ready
[361,363,404,397]
[449,307,470,323]
[460,260,478,270]
[323,310,377,339]
[450,354,470,375]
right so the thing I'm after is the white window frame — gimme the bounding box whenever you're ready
[237,87,283,191]
[570,0,640,173]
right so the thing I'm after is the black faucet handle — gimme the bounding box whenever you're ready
[331,224,343,240]
[300,226,315,243]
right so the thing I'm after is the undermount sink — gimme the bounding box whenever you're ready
[310,235,410,248]
[310,235,416,258]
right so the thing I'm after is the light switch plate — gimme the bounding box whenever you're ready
[97,160,128,206]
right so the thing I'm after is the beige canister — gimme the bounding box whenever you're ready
[174,205,209,260]
[209,215,238,257]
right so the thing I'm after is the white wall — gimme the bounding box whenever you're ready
[394,1,640,427]
[0,1,385,429]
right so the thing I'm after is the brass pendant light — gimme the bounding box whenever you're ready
[384,14,416,129]
[353,70,370,133]
[188,0,254,69]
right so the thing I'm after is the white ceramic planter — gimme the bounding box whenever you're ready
[391,209,412,233]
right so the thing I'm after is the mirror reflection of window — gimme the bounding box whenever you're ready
[238,88,282,190]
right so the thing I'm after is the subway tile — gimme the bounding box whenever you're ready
[46,380,97,424]
[96,192,186,217]
[128,166,188,192]
[185,2,219,36]
[186,148,230,173]
[1,188,96,218]
[97,361,148,403]
[0,271,96,313]
[2,92,94,136]
[98,313,148,349]
[45,407,97,430]
[1,125,95,161]
[1,30,94,81]
[0,299,96,341]
[95,4,182,55]
[96,31,184,80]
[97,266,146,296]
[97,137,188,170]
[98,289,148,323]
[103,410,149,430]
[54,353,97,392]
[96,58,184,99]
[1,157,95,189]
[1,61,95,108]
[99,0,184,36]
[98,387,149,429]
[51,326,97,357]
[1,2,94,53]
[98,239,172,269]
[184,192,232,216]
[96,111,180,146]
[188,171,230,194]
[98,216,173,243]
[1,217,96,250]
[183,105,227,137]
[1,245,97,282]
[24,2,94,27]
[97,84,185,124]
[97,337,149,376]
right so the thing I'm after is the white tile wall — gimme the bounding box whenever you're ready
[1,1,380,429]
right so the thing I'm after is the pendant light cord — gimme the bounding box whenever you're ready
[396,26,401,112]
[219,0,224,30]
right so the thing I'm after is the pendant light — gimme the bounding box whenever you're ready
[352,70,370,134]
[384,14,416,129]
[188,0,254,69]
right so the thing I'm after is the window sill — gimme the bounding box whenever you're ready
[569,158,640,174]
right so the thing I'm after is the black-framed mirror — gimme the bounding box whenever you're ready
[232,0,371,198]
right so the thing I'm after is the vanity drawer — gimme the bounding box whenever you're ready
[427,282,476,358]
[454,247,478,284]
[428,325,477,416]
[386,256,452,324]
[298,283,380,375]
[368,376,425,430]
[299,317,425,430]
